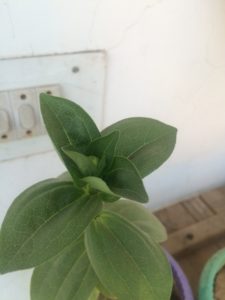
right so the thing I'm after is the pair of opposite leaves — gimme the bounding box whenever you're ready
[0,179,173,300]
[0,94,177,300]
[40,94,177,204]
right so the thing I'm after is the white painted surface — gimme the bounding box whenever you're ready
[0,0,225,298]
[0,52,106,160]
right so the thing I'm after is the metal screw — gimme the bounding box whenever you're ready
[20,94,27,100]
[26,130,32,135]
[72,66,80,73]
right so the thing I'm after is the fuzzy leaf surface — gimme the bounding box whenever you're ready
[82,177,119,202]
[40,94,100,179]
[104,199,167,242]
[85,211,173,300]
[87,131,119,173]
[102,117,177,177]
[63,145,98,176]
[0,182,101,273]
[31,238,98,300]
[104,156,148,203]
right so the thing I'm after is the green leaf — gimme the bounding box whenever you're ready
[87,131,119,173]
[31,238,99,300]
[63,145,98,176]
[104,199,167,242]
[57,172,73,182]
[0,182,102,273]
[102,117,177,177]
[88,289,100,300]
[104,156,148,203]
[85,211,172,300]
[82,177,119,202]
[0,179,59,219]
[40,94,100,180]
[97,282,117,299]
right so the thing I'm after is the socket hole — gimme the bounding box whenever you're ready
[185,233,194,240]
[20,94,27,100]
[46,90,52,95]
[72,66,80,73]
[1,134,8,139]
[26,130,32,135]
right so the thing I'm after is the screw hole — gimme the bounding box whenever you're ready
[26,130,32,135]
[186,233,194,240]
[46,90,52,95]
[20,94,27,100]
[72,66,80,73]
[1,134,7,139]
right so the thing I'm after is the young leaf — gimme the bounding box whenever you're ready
[85,211,173,300]
[82,176,119,202]
[102,117,177,178]
[87,131,119,173]
[40,94,100,179]
[0,183,102,273]
[104,199,167,242]
[104,156,148,203]
[31,238,98,300]
[63,145,98,176]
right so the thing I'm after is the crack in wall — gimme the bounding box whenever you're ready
[108,0,165,51]
[3,0,16,39]
[87,0,104,49]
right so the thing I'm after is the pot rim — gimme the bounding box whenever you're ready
[198,247,225,300]
[164,249,194,300]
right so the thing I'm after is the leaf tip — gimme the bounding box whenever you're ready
[39,92,55,105]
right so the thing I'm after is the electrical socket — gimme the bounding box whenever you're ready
[0,85,60,144]
[0,91,16,142]
[0,51,106,161]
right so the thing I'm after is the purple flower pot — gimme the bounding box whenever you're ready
[165,250,194,300]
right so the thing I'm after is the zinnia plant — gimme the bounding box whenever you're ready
[0,94,177,300]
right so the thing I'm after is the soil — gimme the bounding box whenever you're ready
[215,267,225,300]
[171,285,181,300]
[171,292,180,300]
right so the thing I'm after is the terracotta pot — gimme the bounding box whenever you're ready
[165,250,194,300]
[198,248,225,300]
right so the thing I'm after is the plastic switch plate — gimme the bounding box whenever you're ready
[0,51,106,161]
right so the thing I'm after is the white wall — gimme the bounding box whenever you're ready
[0,1,225,298]
[1,0,225,209]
